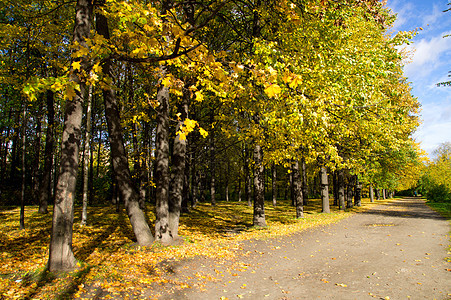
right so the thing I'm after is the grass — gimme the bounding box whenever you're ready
[425,200,451,263]
[0,197,382,299]
[425,201,451,220]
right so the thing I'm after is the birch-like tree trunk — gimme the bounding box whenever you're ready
[292,160,304,218]
[369,184,374,202]
[253,144,266,226]
[80,86,92,225]
[320,166,330,213]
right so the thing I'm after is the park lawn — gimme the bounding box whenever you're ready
[0,197,383,299]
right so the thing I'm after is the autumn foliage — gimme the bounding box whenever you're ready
[0,198,379,299]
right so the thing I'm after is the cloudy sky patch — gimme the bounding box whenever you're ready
[387,0,451,157]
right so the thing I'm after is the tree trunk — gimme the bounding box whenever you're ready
[369,184,374,202]
[271,163,276,206]
[209,122,216,206]
[238,171,242,202]
[253,144,266,227]
[346,175,353,209]
[354,175,362,207]
[338,169,345,210]
[332,170,338,206]
[127,63,145,210]
[154,65,172,244]
[80,86,93,225]
[301,157,308,206]
[38,90,54,214]
[48,0,92,272]
[320,166,330,213]
[32,102,42,205]
[168,86,189,238]
[181,144,190,213]
[191,152,198,208]
[96,12,154,246]
[292,160,304,218]
[244,143,251,207]
[140,121,150,208]
[289,165,294,206]
[9,117,19,187]
[20,101,26,230]
[0,109,12,189]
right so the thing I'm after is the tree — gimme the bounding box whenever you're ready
[320,165,330,213]
[48,0,92,272]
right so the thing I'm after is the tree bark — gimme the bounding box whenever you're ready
[32,102,42,205]
[244,143,251,207]
[253,144,266,226]
[96,12,154,246]
[332,170,338,206]
[346,175,353,209]
[271,163,276,206]
[154,65,172,244]
[168,86,189,238]
[209,118,216,206]
[320,166,330,213]
[354,175,362,207]
[20,100,26,230]
[292,160,304,218]
[338,169,345,210]
[301,157,308,206]
[80,86,93,225]
[369,184,374,202]
[48,0,92,272]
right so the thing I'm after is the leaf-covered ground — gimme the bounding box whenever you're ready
[0,198,382,299]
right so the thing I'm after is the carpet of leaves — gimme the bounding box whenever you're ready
[0,198,379,299]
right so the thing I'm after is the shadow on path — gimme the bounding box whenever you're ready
[361,197,446,221]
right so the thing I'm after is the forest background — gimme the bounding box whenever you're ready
[0,0,450,297]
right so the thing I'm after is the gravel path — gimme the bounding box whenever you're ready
[161,198,450,300]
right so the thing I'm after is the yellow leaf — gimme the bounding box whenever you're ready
[199,127,208,138]
[289,76,302,89]
[264,84,281,97]
[176,131,187,141]
[72,61,81,71]
[161,77,172,87]
[92,63,102,73]
[66,86,76,100]
[195,90,204,102]
[184,119,197,131]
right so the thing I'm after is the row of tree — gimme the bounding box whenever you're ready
[418,143,451,202]
[0,0,422,271]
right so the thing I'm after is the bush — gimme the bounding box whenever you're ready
[426,184,451,203]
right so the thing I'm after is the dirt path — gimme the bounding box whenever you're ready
[158,198,450,300]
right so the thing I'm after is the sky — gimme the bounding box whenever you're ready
[386,0,451,158]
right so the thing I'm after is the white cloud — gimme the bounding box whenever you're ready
[403,31,451,80]
[414,100,451,156]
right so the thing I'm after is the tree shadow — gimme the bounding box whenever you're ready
[361,198,447,221]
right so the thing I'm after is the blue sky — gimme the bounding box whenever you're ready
[386,0,451,157]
